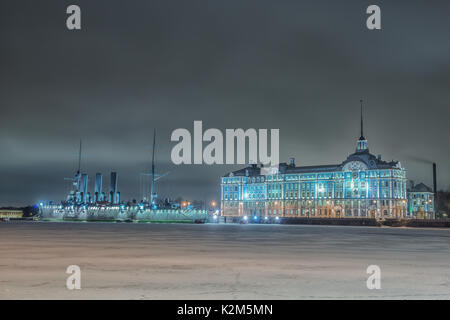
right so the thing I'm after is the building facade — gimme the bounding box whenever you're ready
[221,117,409,219]
[0,209,24,219]
[407,183,434,219]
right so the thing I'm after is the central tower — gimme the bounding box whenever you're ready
[356,99,368,153]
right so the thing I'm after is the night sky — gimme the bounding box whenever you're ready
[1,0,449,206]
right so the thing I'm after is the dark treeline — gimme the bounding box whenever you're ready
[437,189,450,218]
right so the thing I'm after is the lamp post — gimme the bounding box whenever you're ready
[210,200,217,214]
[210,200,218,219]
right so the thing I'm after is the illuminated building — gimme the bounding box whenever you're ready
[407,183,434,219]
[0,210,24,219]
[221,107,409,219]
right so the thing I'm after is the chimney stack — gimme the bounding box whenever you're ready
[432,163,437,194]
[81,174,88,204]
[94,173,102,203]
[110,172,118,204]
[433,163,437,219]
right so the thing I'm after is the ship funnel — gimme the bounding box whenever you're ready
[94,173,103,202]
[81,174,88,204]
[110,172,118,204]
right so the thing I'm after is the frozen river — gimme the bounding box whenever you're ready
[1,221,449,299]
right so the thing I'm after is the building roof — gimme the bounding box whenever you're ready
[223,150,401,178]
[280,163,340,174]
[408,182,433,193]
[226,164,261,177]
[341,149,400,170]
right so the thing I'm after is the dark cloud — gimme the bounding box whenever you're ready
[1,0,450,206]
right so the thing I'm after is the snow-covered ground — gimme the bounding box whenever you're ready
[1,222,449,299]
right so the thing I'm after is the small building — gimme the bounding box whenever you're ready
[407,183,434,219]
[0,209,24,219]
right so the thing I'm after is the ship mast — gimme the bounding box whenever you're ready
[77,139,82,191]
[140,129,169,205]
[63,139,83,203]
[151,129,156,204]
[77,139,82,174]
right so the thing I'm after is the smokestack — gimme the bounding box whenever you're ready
[432,163,437,194]
[94,173,102,202]
[433,163,437,219]
[81,174,88,203]
[110,172,118,204]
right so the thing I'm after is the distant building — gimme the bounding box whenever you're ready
[221,107,409,219]
[407,182,434,219]
[0,209,23,219]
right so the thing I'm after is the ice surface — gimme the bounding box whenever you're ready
[0,222,449,299]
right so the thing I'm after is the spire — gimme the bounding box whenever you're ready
[356,100,368,153]
[360,99,365,140]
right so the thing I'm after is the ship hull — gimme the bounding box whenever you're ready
[39,205,208,223]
